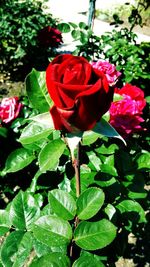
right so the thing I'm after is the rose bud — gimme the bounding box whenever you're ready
[46,54,114,132]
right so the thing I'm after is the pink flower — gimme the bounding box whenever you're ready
[0,97,22,124]
[115,83,146,112]
[38,26,63,48]
[109,84,146,138]
[91,60,121,86]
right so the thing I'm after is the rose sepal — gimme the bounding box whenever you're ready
[82,118,126,146]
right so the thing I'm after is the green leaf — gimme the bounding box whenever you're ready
[33,238,52,257]
[12,232,33,267]
[2,148,35,174]
[48,189,77,220]
[95,144,119,155]
[10,191,40,230]
[94,118,126,145]
[71,29,81,40]
[116,200,146,223]
[82,130,100,145]
[80,31,88,44]
[69,22,78,28]
[25,69,52,112]
[79,22,87,29]
[77,187,105,220]
[104,204,116,220]
[0,210,11,236]
[87,151,101,171]
[19,121,53,145]
[100,163,118,177]
[74,219,116,250]
[33,237,67,257]
[39,139,66,172]
[57,23,71,33]
[136,152,150,170]
[73,253,105,267]
[1,231,24,267]
[28,112,54,127]
[30,252,70,267]
[0,127,8,138]
[32,215,72,247]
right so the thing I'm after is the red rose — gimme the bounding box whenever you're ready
[46,54,114,132]
[0,97,22,124]
[38,26,63,48]
[109,84,146,138]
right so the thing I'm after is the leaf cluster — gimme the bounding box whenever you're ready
[0,0,58,80]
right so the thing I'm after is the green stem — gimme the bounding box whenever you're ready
[70,143,81,259]
[72,143,80,198]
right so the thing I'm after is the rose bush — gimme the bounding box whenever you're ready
[0,97,22,124]
[38,26,63,48]
[46,54,114,132]
[91,60,121,86]
[109,84,146,137]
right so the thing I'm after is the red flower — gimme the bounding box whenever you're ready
[109,84,146,138]
[46,54,114,132]
[0,97,22,124]
[38,26,63,48]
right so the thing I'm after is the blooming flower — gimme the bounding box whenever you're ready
[91,60,121,86]
[46,54,114,132]
[0,97,22,124]
[38,26,63,48]
[109,84,146,138]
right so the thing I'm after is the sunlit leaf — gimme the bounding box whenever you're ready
[32,215,72,247]
[74,219,116,250]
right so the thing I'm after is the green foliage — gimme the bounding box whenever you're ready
[0,67,149,265]
[0,12,149,265]
[0,0,58,79]
[65,22,149,95]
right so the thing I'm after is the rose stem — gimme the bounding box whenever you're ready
[70,142,81,259]
[74,143,80,198]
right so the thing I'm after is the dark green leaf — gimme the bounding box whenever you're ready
[71,29,81,40]
[48,189,77,220]
[74,219,116,250]
[80,32,88,44]
[39,139,66,171]
[79,22,87,29]
[30,252,70,267]
[25,69,52,112]
[0,127,8,138]
[77,187,105,220]
[32,215,72,247]
[116,200,146,223]
[10,191,40,230]
[57,23,71,33]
